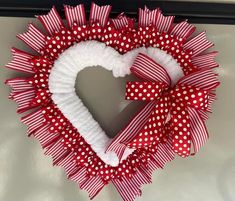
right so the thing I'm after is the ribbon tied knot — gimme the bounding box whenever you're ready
[125,53,219,157]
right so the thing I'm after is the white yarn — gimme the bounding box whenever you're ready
[49,41,184,166]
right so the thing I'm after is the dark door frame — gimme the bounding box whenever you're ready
[0,0,235,24]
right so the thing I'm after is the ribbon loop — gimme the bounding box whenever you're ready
[125,81,168,101]
[170,84,209,110]
[130,53,171,85]
[170,103,191,157]
[127,95,171,149]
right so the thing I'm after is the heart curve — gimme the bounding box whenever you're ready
[49,40,184,166]
[5,3,219,200]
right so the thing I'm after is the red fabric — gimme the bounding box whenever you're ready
[5,3,220,201]
[125,53,218,158]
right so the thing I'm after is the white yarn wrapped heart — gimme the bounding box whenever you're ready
[49,40,184,166]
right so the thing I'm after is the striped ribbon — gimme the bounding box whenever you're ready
[37,6,63,35]
[111,13,135,30]
[89,2,112,26]
[64,4,86,28]
[17,23,46,53]
[138,6,174,32]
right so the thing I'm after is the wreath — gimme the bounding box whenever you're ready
[5,3,219,201]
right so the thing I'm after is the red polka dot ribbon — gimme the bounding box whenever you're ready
[125,53,218,157]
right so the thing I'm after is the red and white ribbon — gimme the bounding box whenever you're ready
[17,23,46,53]
[89,2,112,26]
[5,48,34,73]
[183,32,214,57]
[64,4,86,28]
[124,53,219,157]
[111,13,135,30]
[138,6,174,32]
[170,20,196,40]
[138,6,159,27]
[37,6,63,35]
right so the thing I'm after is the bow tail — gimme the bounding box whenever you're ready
[106,101,156,159]
[118,52,172,151]
[127,95,171,149]
[188,107,209,154]
[170,104,191,157]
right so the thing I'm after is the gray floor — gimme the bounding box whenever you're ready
[0,17,235,201]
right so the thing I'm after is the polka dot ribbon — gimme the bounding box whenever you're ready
[125,53,210,157]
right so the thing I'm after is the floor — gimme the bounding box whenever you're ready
[0,17,235,201]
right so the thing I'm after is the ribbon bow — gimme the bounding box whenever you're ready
[125,53,219,157]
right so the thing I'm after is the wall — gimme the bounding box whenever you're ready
[0,17,235,201]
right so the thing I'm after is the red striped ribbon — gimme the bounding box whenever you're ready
[183,32,214,57]
[170,20,196,40]
[111,13,135,29]
[37,6,63,35]
[5,48,34,73]
[89,2,112,26]
[64,4,86,28]
[138,6,174,32]
[17,23,46,53]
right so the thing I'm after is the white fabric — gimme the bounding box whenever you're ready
[49,40,184,166]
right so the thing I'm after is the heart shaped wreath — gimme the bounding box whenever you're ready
[5,3,220,201]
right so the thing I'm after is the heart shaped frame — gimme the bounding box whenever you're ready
[49,40,184,166]
[5,3,219,201]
